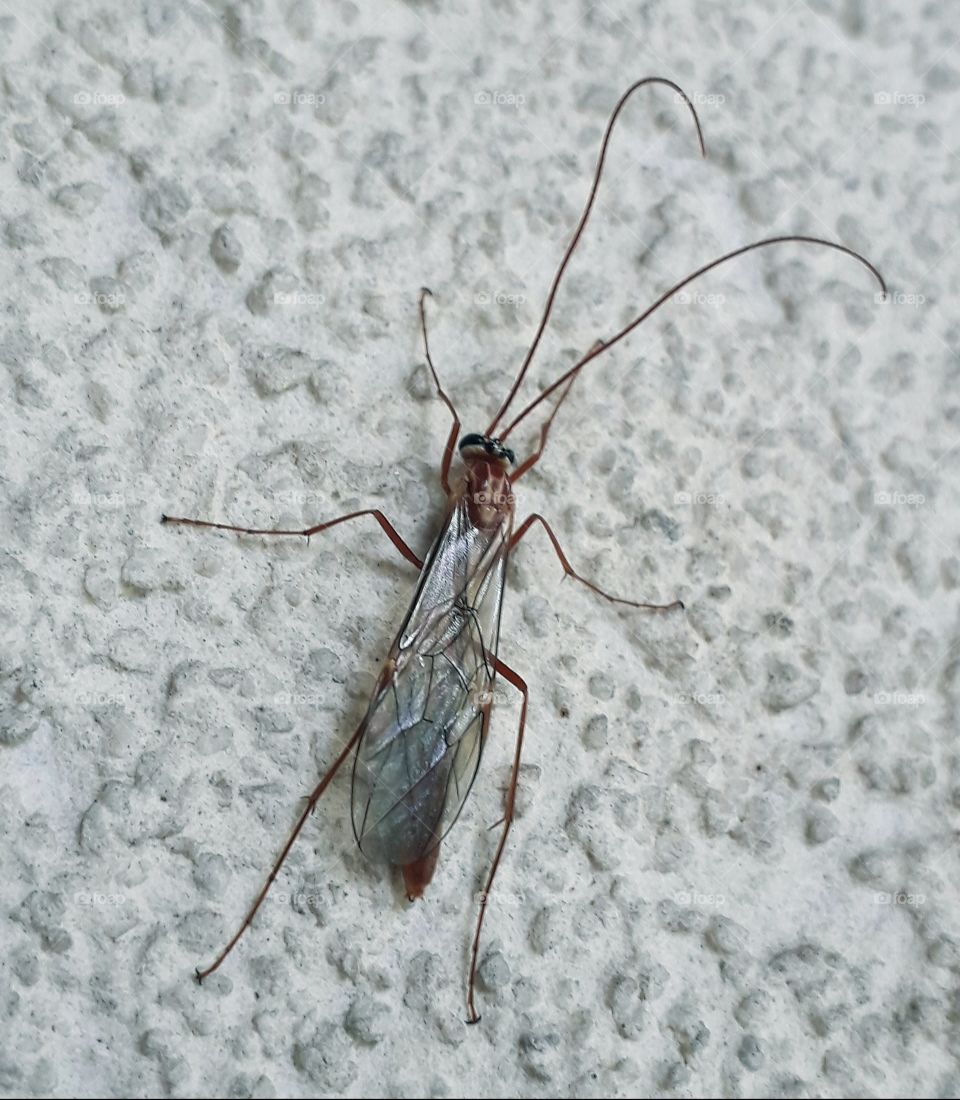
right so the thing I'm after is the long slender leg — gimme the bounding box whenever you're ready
[467,656,528,1024]
[511,340,602,481]
[419,287,461,494]
[162,508,423,570]
[196,719,367,981]
[511,513,683,612]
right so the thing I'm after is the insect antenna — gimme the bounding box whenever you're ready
[419,287,463,494]
[419,287,460,424]
[499,235,887,441]
[484,76,706,437]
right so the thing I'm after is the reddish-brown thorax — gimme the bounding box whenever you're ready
[461,454,515,530]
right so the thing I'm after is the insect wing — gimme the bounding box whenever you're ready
[351,495,511,866]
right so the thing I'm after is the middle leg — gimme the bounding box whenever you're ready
[162,508,423,570]
[511,513,683,611]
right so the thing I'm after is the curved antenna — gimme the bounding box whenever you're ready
[484,76,707,437]
[418,287,462,493]
[499,235,887,440]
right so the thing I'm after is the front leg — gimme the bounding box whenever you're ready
[162,508,423,569]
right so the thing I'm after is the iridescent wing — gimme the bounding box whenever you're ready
[350,493,511,867]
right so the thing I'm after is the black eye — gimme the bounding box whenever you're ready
[458,433,486,452]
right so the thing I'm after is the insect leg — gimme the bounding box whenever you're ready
[512,340,603,481]
[511,514,683,611]
[162,508,423,569]
[419,287,461,494]
[467,656,528,1025]
[195,718,367,982]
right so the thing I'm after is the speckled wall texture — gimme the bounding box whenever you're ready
[0,1,956,1097]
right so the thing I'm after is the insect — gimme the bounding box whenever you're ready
[163,77,885,1022]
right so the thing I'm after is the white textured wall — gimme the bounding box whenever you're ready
[0,1,956,1097]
